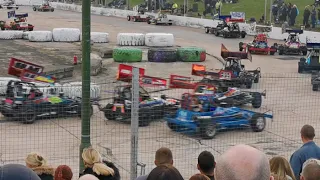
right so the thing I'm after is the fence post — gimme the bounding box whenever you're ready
[130,67,139,180]
[79,0,91,174]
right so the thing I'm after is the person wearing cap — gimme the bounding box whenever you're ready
[25,152,55,180]
[0,163,41,180]
[54,165,73,180]
[290,125,320,180]
[80,147,120,180]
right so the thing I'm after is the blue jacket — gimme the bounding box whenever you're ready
[290,141,320,180]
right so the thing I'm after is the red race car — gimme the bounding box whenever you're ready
[127,13,152,22]
[239,34,276,55]
[0,21,34,31]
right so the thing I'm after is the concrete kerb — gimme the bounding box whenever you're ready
[50,2,320,43]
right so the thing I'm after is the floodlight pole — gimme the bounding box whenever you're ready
[79,0,91,174]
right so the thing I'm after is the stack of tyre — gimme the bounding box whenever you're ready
[113,33,207,63]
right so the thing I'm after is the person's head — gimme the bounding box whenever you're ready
[197,151,215,175]
[78,174,100,180]
[146,164,184,180]
[189,173,210,180]
[300,161,320,180]
[25,152,47,168]
[0,164,41,180]
[154,147,173,166]
[54,165,73,180]
[300,125,315,143]
[269,156,295,180]
[82,147,115,176]
[214,144,273,180]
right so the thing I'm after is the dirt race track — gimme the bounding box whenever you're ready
[0,6,320,179]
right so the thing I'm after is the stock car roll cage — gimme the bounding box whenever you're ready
[274,29,307,55]
[239,34,276,55]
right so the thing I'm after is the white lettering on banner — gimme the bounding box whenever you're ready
[120,69,131,74]
[230,12,245,19]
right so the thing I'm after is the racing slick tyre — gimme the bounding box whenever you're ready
[145,33,174,47]
[199,121,217,139]
[103,104,116,120]
[214,30,219,36]
[113,47,142,62]
[254,75,260,83]
[245,80,253,89]
[312,84,318,91]
[251,92,262,108]
[117,33,145,46]
[298,59,305,73]
[28,31,53,42]
[33,7,37,11]
[269,46,276,55]
[240,31,246,38]
[127,16,131,21]
[250,114,266,132]
[278,47,284,55]
[51,9,54,12]
[177,47,206,62]
[52,28,81,42]
[239,42,243,51]
[147,48,177,62]
[22,108,37,124]
[133,17,137,22]
[205,27,209,34]
[302,51,307,56]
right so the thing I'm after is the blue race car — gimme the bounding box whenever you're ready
[165,94,273,139]
[298,42,320,73]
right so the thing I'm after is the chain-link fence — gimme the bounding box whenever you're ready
[0,71,320,180]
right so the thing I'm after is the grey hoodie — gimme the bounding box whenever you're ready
[0,164,41,180]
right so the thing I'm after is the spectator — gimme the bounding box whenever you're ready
[303,5,311,27]
[0,164,41,180]
[289,4,298,26]
[269,156,295,180]
[135,147,174,180]
[146,164,184,180]
[79,174,100,180]
[80,147,120,180]
[300,159,320,180]
[197,151,215,180]
[279,3,288,22]
[214,144,273,180]
[25,152,55,180]
[290,124,320,180]
[189,173,210,180]
[54,165,73,180]
[311,5,317,28]
[215,0,222,16]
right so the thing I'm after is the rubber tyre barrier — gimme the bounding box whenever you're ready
[113,47,142,62]
[80,32,109,43]
[28,31,53,42]
[145,33,174,47]
[22,32,29,40]
[61,82,101,99]
[177,47,206,62]
[117,33,145,46]
[0,31,23,39]
[52,28,80,42]
[147,48,177,62]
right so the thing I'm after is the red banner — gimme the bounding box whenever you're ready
[20,69,56,84]
[8,58,44,77]
[117,64,145,81]
[169,74,196,89]
[140,76,167,88]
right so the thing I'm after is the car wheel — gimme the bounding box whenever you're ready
[138,111,150,127]
[313,84,318,91]
[205,27,209,33]
[23,109,36,124]
[167,122,181,131]
[298,65,303,73]
[103,103,116,120]
[133,17,137,22]
[250,114,266,132]
[214,30,219,36]
[279,48,284,55]
[241,32,246,38]
[51,9,54,12]
[254,75,260,83]
[251,92,262,108]
[147,20,151,24]
[302,51,307,56]
[245,80,253,89]
[33,7,36,11]
[200,123,217,139]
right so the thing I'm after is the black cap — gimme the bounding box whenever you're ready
[0,164,41,180]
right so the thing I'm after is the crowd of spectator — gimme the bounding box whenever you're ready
[1,124,320,180]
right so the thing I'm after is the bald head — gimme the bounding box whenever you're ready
[79,174,99,180]
[214,144,271,180]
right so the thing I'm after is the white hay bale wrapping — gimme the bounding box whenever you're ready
[22,31,29,40]
[0,31,23,39]
[61,82,101,99]
[117,33,145,46]
[52,28,80,42]
[145,33,174,47]
[28,31,53,42]
[90,32,109,43]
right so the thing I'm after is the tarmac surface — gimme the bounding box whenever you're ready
[0,6,320,179]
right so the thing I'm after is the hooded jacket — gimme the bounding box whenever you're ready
[31,166,55,180]
[0,164,41,180]
[80,161,120,180]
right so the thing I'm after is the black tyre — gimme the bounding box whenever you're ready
[223,32,227,38]
[205,27,209,33]
[33,7,36,11]
[270,46,275,55]
[167,122,180,131]
[313,84,318,91]
[250,114,266,132]
[2,112,13,117]
[168,23,172,25]
[254,75,260,83]
[104,103,116,120]
[245,80,253,89]
[241,32,246,38]
[239,42,243,51]
[251,92,262,108]
[147,20,151,24]
[302,51,307,56]
[200,122,217,139]
[133,17,137,22]
[214,30,219,36]
[138,111,150,127]
[127,16,130,21]
[28,27,33,31]
[51,8,54,12]
[279,47,284,55]
[298,65,303,73]
[22,109,37,124]
[0,26,4,31]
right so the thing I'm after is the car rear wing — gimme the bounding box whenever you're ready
[20,69,56,84]
[191,64,219,77]
[117,64,167,88]
[285,29,303,34]
[15,13,28,18]
[221,44,252,61]
[8,58,44,77]
[169,74,197,89]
